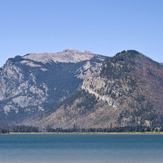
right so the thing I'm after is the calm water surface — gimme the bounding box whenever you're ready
[0,134,163,163]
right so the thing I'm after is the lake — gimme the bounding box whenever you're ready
[0,134,163,163]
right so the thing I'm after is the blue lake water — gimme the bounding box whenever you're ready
[0,134,163,163]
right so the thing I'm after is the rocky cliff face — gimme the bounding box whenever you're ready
[0,49,106,125]
[32,50,163,129]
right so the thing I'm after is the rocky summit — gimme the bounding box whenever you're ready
[30,50,163,129]
[0,49,106,125]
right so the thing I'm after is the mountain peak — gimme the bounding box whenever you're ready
[115,50,142,60]
[63,49,92,54]
[23,49,95,64]
[62,48,80,53]
[108,50,158,67]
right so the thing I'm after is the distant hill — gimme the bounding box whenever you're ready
[0,49,107,125]
[31,50,163,129]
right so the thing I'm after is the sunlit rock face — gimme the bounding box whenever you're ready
[0,49,106,125]
[23,49,94,64]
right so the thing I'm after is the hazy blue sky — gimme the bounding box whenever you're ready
[0,0,163,67]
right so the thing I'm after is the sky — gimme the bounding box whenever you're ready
[0,0,163,67]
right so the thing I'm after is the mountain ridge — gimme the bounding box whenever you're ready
[0,49,163,129]
[0,49,107,126]
[23,49,96,64]
[29,50,163,129]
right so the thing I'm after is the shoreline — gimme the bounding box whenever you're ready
[9,131,163,135]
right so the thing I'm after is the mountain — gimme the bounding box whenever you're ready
[31,50,163,129]
[0,49,107,125]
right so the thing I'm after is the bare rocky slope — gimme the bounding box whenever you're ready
[31,50,163,129]
[0,49,106,125]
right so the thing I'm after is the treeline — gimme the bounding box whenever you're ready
[11,125,39,132]
[47,126,163,133]
[2,125,163,133]
[0,128,9,134]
